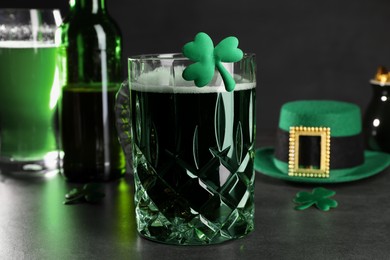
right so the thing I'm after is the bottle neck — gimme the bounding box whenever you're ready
[371,82,390,96]
[71,0,106,14]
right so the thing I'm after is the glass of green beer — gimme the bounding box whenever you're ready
[116,53,256,245]
[0,9,62,176]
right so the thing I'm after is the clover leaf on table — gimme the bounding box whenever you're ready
[293,187,338,211]
[64,183,105,205]
[182,32,244,92]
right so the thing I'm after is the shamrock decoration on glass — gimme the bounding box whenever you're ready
[182,32,244,92]
[293,187,338,211]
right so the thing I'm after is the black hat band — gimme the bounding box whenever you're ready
[275,128,364,170]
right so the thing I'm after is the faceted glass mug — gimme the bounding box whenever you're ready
[0,9,62,177]
[115,53,256,245]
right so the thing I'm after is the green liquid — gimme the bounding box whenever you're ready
[0,44,59,160]
[131,85,256,245]
[60,85,126,182]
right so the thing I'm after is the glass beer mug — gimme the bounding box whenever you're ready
[116,53,256,245]
[0,9,62,176]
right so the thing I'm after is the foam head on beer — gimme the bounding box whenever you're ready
[133,65,254,94]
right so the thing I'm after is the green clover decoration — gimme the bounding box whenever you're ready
[64,183,105,205]
[182,32,244,92]
[293,187,338,211]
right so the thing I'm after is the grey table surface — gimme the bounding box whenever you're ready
[1,135,390,260]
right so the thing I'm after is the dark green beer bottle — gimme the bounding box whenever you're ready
[58,0,125,182]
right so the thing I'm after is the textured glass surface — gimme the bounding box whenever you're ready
[130,84,256,245]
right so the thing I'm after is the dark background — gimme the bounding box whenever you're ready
[2,0,390,137]
[2,2,390,258]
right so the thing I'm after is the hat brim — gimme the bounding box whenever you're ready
[255,147,390,183]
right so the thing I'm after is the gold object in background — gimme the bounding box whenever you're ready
[373,66,390,84]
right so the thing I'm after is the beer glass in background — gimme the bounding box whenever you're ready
[0,9,62,176]
[116,53,256,245]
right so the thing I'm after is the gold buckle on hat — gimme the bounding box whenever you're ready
[288,126,331,178]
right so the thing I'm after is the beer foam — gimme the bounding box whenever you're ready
[131,66,256,93]
[0,41,57,48]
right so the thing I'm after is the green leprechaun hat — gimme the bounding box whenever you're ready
[255,100,390,183]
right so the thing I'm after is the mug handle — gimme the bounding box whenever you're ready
[115,80,132,173]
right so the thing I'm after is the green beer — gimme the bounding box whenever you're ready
[119,57,257,244]
[58,0,124,182]
[0,42,59,160]
[130,83,256,245]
